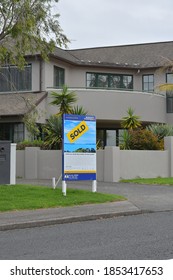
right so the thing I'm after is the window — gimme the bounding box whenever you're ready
[86,72,133,90]
[142,74,154,92]
[166,73,173,113]
[0,64,32,92]
[13,123,24,142]
[54,66,65,87]
[97,129,121,148]
[0,123,24,142]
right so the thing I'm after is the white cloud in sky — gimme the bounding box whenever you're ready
[57,0,173,49]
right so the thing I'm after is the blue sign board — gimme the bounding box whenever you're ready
[62,114,96,181]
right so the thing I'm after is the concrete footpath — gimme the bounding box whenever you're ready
[0,179,173,231]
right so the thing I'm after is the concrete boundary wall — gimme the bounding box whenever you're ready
[16,136,172,182]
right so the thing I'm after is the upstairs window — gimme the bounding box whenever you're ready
[166,73,173,84]
[166,73,173,113]
[86,72,133,90]
[142,74,154,92]
[54,66,65,88]
[0,64,32,92]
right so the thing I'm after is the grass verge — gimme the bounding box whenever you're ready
[0,184,126,212]
[120,177,173,185]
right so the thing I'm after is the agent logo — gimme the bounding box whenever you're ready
[67,121,89,143]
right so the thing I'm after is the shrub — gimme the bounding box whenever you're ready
[17,139,47,150]
[122,129,164,150]
[146,123,173,141]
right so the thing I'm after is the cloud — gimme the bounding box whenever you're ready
[58,0,173,49]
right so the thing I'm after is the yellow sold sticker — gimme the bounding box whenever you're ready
[67,121,89,143]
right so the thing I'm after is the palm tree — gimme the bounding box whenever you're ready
[50,85,77,115]
[121,107,141,130]
[43,115,62,149]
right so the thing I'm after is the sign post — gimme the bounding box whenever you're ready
[62,114,96,195]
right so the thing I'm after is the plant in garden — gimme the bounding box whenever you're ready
[127,129,163,150]
[17,139,46,150]
[43,115,62,149]
[119,130,131,150]
[121,107,141,130]
[146,123,173,141]
[71,105,88,115]
[50,85,77,115]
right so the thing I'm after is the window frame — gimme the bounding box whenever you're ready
[142,74,154,92]
[0,123,24,142]
[0,64,32,92]
[166,73,173,113]
[86,72,133,90]
[54,66,65,88]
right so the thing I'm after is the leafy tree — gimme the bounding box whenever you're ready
[50,85,78,115]
[121,107,141,130]
[0,0,69,68]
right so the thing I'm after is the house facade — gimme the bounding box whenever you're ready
[1,41,173,147]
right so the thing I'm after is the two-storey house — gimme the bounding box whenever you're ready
[1,41,173,147]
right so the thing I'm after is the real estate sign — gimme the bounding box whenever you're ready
[62,114,96,181]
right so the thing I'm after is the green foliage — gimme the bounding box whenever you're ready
[0,185,125,212]
[17,139,47,150]
[0,0,69,68]
[119,130,131,150]
[71,105,88,115]
[146,123,173,141]
[43,115,62,149]
[121,107,141,130]
[48,86,88,149]
[127,129,163,150]
[23,110,40,140]
[50,85,77,115]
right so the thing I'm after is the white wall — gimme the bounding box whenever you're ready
[120,150,169,179]
[16,137,172,182]
[47,88,166,124]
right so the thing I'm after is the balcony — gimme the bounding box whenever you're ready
[47,87,167,125]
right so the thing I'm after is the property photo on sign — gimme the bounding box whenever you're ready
[62,114,96,181]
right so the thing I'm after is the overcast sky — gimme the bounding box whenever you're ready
[57,0,173,49]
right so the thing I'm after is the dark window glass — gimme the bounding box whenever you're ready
[86,72,133,90]
[97,74,108,88]
[167,97,173,113]
[166,73,173,113]
[0,123,24,142]
[123,75,133,89]
[54,66,65,87]
[109,75,121,88]
[86,73,97,87]
[0,65,32,92]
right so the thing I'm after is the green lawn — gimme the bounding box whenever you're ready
[0,184,126,212]
[121,177,173,185]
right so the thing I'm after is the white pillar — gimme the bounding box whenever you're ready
[92,180,97,192]
[52,177,56,189]
[10,143,16,184]
[62,180,67,196]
